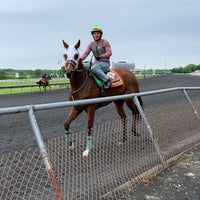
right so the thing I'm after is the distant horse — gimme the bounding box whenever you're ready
[63,40,143,157]
[36,76,51,91]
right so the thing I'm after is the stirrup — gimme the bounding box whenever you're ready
[104,79,112,89]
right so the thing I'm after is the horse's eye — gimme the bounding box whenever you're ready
[74,54,79,60]
[63,54,68,61]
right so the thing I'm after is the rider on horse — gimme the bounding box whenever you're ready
[81,25,112,89]
[42,73,49,84]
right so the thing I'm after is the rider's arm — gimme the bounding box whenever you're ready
[81,43,92,61]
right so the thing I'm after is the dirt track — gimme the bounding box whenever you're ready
[1,74,200,153]
[0,74,200,200]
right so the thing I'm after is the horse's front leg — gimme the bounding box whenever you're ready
[64,106,82,150]
[82,105,95,157]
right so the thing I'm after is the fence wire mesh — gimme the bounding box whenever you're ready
[0,148,56,200]
[0,89,200,199]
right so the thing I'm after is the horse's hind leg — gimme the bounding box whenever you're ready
[126,99,141,136]
[64,106,82,150]
[114,100,127,142]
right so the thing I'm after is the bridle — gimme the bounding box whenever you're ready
[65,58,90,99]
[63,40,91,99]
[71,68,89,97]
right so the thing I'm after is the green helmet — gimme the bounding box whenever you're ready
[91,24,103,34]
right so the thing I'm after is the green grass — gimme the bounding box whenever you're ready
[0,78,69,95]
[0,78,67,86]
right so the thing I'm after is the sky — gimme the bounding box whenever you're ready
[1,0,200,70]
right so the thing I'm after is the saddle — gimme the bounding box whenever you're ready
[91,69,124,88]
[42,78,48,85]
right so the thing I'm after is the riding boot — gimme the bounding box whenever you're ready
[104,78,112,89]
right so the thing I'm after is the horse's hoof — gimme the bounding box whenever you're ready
[69,143,75,151]
[118,141,123,146]
[82,149,90,157]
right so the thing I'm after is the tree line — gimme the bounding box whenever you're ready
[171,64,200,73]
[0,68,64,79]
[0,63,199,79]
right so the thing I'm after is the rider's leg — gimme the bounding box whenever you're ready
[91,62,112,88]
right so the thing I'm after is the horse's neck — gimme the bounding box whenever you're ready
[70,65,88,91]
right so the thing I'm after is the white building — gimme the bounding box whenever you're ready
[112,61,135,71]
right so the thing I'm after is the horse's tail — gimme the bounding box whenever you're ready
[36,81,41,86]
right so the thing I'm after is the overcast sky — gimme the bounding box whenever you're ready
[1,0,200,70]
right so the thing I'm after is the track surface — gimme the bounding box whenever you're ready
[1,74,200,200]
[1,74,200,153]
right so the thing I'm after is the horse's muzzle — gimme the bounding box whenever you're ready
[65,60,77,78]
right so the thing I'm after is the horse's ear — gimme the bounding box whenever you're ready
[63,40,69,49]
[63,54,67,61]
[74,40,80,49]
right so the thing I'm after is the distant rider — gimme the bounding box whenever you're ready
[42,73,49,84]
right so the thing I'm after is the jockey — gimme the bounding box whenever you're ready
[42,73,49,83]
[81,24,112,89]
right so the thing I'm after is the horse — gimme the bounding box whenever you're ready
[62,40,143,157]
[36,76,51,91]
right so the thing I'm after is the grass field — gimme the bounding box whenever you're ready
[0,78,68,95]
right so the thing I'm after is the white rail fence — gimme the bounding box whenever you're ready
[0,82,69,94]
[0,87,200,199]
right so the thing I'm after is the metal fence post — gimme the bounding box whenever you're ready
[182,88,200,120]
[133,95,165,164]
[28,106,63,200]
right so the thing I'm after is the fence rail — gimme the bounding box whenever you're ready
[0,87,200,199]
[0,82,70,93]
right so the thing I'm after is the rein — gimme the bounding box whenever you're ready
[71,67,89,99]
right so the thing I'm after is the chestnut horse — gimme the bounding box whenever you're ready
[36,76,51,91]
[63,40,143,157]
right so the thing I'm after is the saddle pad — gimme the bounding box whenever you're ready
[107,69,124,87]
[91,69,124,88]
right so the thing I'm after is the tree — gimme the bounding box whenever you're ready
[171,64,200,73]
[0,69,6,79]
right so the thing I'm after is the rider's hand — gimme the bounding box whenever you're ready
[96,56,101,61]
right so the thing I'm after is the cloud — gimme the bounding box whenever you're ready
[0,0,200,69]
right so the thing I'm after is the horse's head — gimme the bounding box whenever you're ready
[63,40,81,78]
[47,75,51,80]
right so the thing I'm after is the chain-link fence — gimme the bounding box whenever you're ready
[0,88,200,199]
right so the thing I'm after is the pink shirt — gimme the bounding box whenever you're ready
[81,39,112,64]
